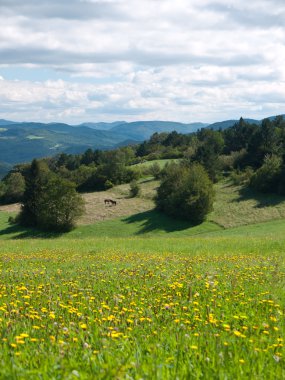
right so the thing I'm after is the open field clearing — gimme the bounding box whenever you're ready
[2,179,285,230]
[1,177,285,378]
[131,158,181,169]
[0,179,158,226]
[81,179,158,225]
[210,182,285,228]
[0,239,284,379]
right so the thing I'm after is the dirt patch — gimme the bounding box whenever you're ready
[0,203,21,213]
[0,180,159,226]
[80,181,158,225]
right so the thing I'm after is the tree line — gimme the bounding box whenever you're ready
[1,115,284,230]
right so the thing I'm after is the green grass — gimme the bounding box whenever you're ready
[0,180,285,378]
[131,158,181,169]
[0,234,284,379]
[3,178,285,231]
[210,181,285,228]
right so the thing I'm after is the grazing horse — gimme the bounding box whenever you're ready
[104,199,116,206]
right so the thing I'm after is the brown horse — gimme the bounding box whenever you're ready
[104,199,117,206]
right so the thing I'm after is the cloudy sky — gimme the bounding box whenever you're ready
[0,0,284,124]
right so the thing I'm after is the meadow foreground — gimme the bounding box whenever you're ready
[0,180,285,379]
[0,234,284,379]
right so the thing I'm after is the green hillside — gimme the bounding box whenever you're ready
[0,179,284,379]
[1,179,285,240]
[0,120,207,170]
[0,123,129,166]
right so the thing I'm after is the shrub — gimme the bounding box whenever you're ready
[148,162,161,179]
[104,180,114,190]
[250,155,282,193]
[219,149,247,171]
[18,159,84,232]
[0,172,26,204]
[129,180,141,198]
[155,163,214,224]
[35,176,84,231]
[230,167,254,186]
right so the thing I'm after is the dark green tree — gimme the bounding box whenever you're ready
[129,180,141,197]
[18,159,84,231]
[250,155,282,193]
[35,176,84,231]
[156,163,214,224]
[194,129,224,181]
[19,159,51,227]
[1,172,25,203]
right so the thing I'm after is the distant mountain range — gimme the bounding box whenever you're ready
[208,115,285,130]
[0,115,283,178]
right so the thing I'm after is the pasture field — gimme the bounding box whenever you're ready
[0,232,284,379]
[0,178,285,379]
[2,178,285,235]
[131,158,181,169]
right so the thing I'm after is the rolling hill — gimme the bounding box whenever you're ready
[109,121,208,140]
[0,120,207,176]
[0,122,129,167]
[0,114,283,178]
[207,114,285,130]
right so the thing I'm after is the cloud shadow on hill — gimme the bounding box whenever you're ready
[122,209,197,234]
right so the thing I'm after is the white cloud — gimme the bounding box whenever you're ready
[0,0,284,123]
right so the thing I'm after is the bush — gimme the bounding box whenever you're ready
[18,159,84,232]
[230,167,254,186]
[277,164,285,195]
[129,180,141,198]
[0,172,26,204]
[148,162,161,179]
[35,176,84,231]
[219,149,247,171]
[155,163,214,224]
[250,155,282,193]
[104,180,114,190]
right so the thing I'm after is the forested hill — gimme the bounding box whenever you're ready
[2,115,285,206]
[0,120,207,174]
[0,114,284,178]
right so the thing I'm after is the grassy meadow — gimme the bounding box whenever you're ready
[0,178,284,379]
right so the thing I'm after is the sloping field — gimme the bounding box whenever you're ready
[2,179,285,235]
[0,233,284,379]
[0,179,158,226]
[81,179,158,225]
[210,181,285,228]
[0,179,285,378]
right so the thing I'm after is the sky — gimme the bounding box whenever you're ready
[0,0,284,124]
